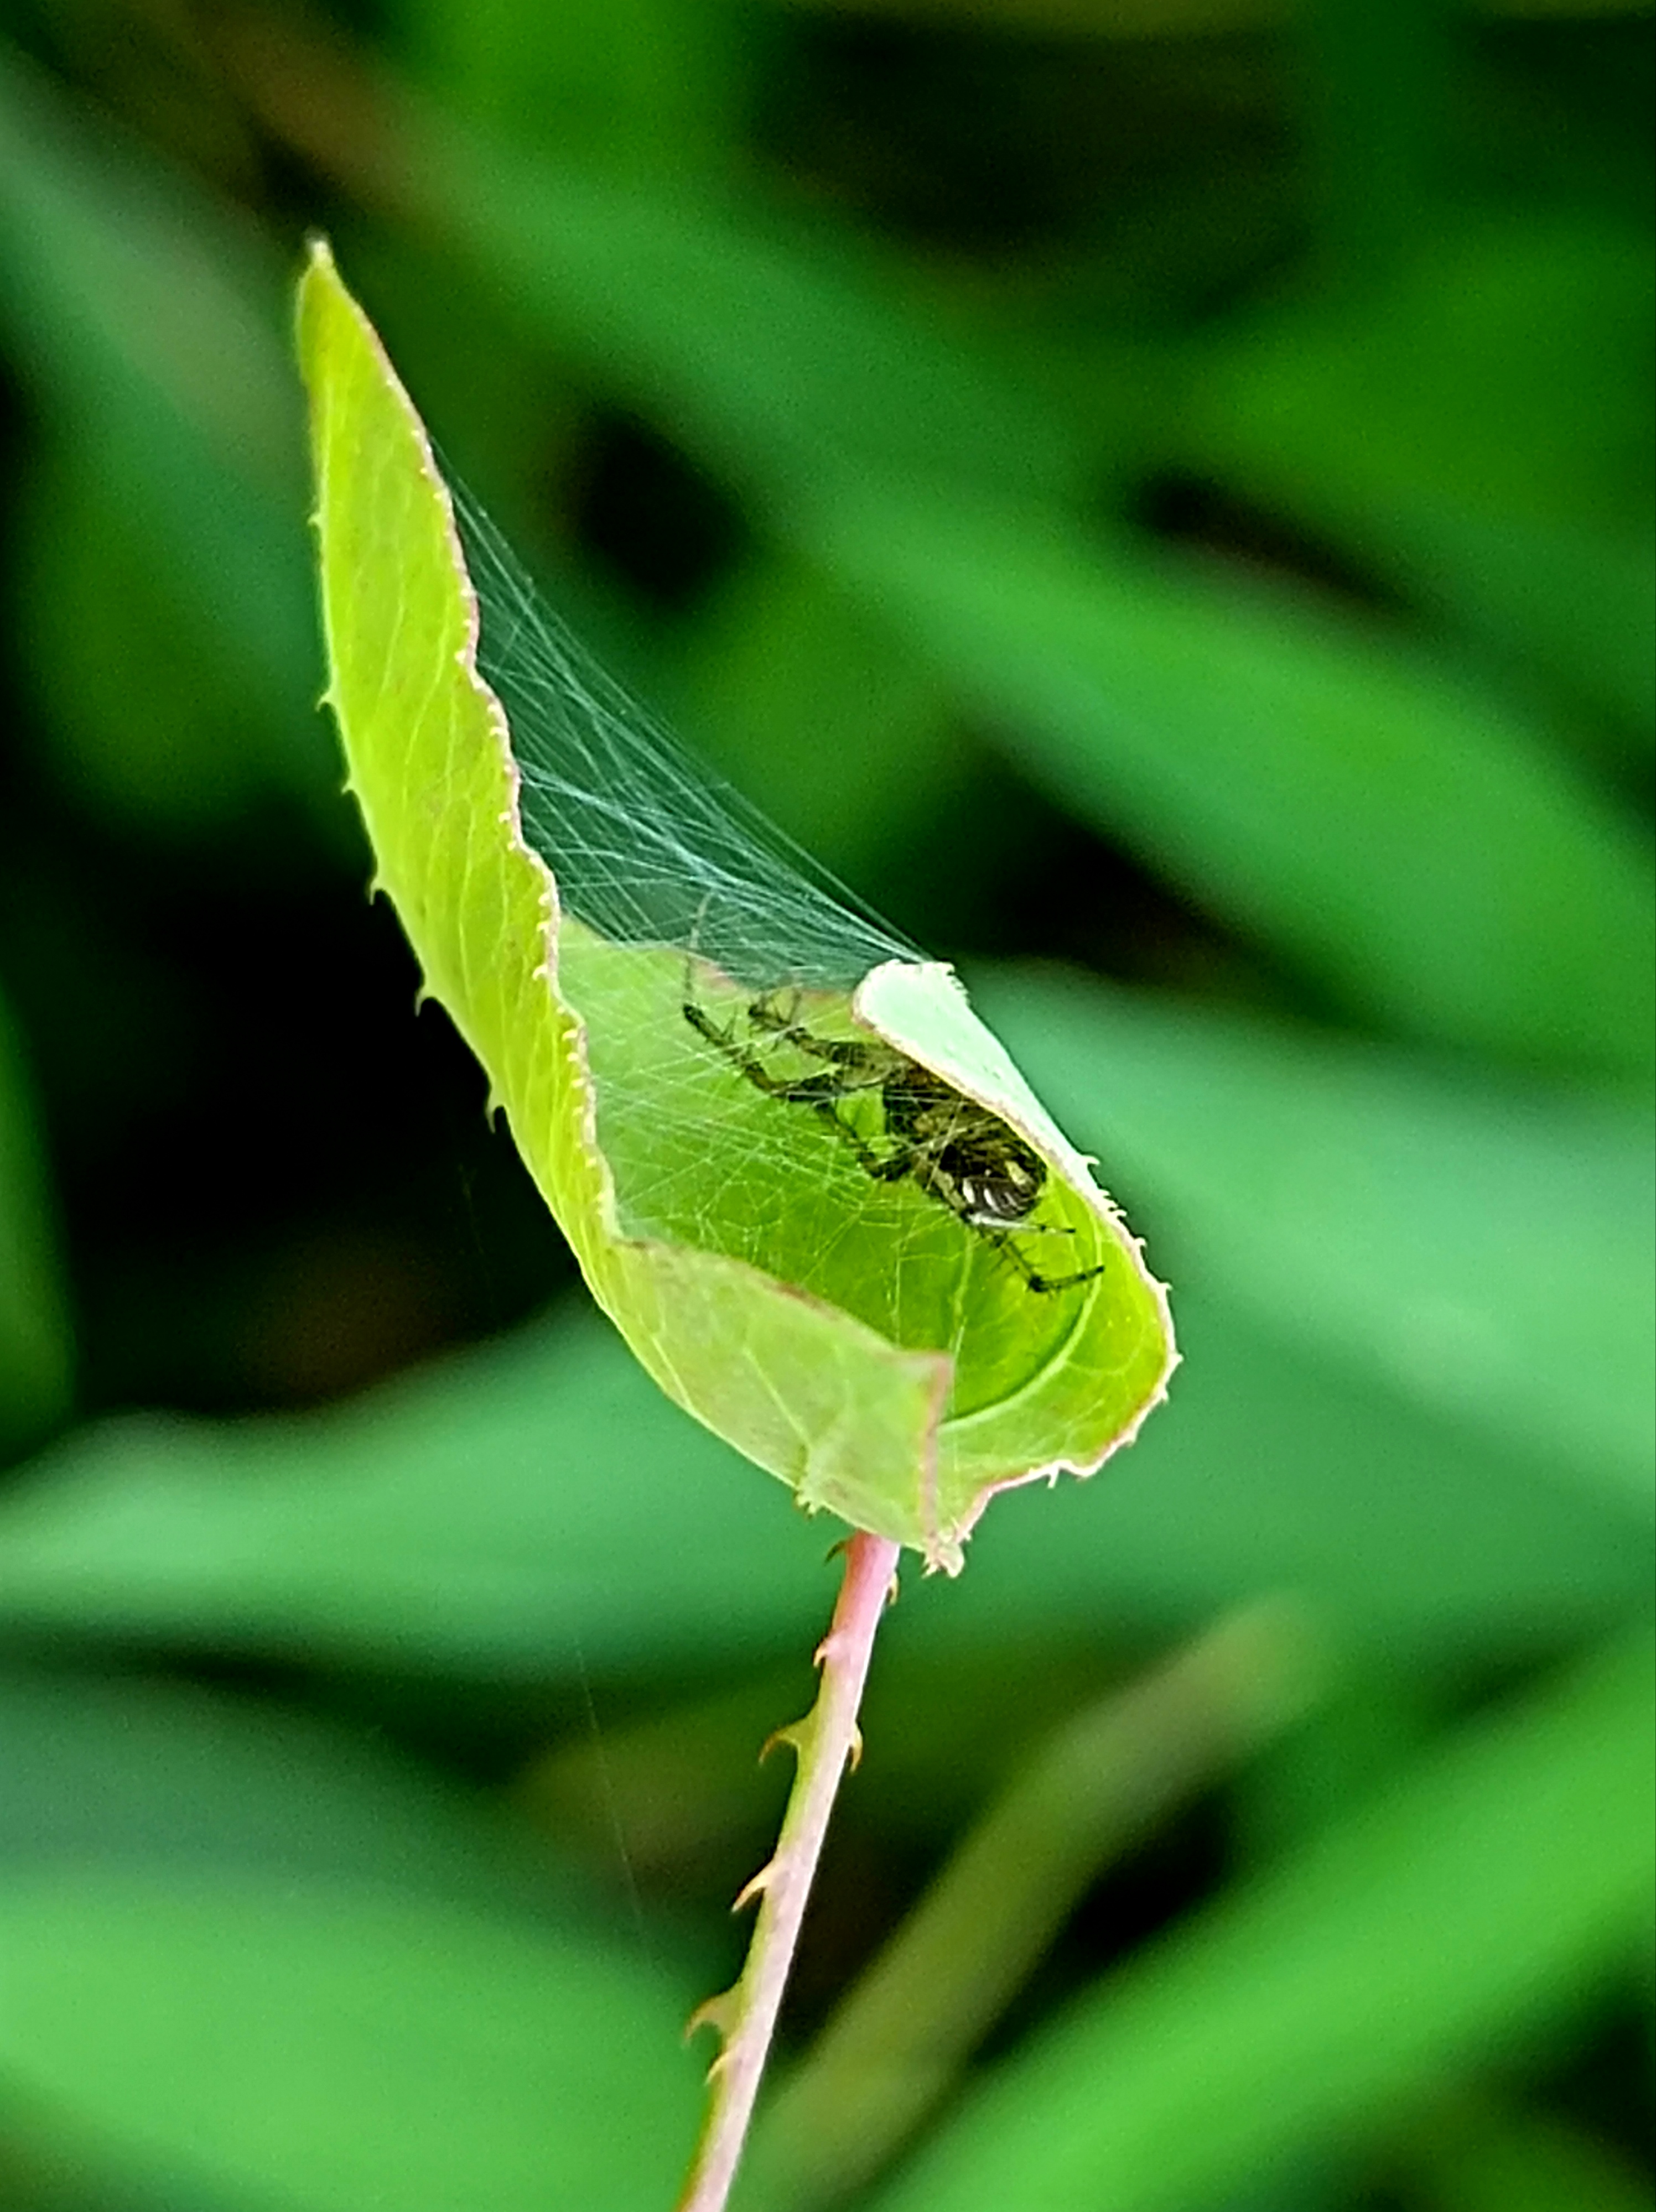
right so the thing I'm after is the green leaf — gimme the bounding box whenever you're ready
[1401,2093,1656,2212]
[0,1870,699,2212]
[814,485,1654,1078]
[864,1628,1656,2212]
[0,1310,832,1677]
[1301,0,1458,282]
[297,240,1173,1566]
[978,971,1656,1514]
[0,41,335,836]
[0,1289,1644,1680]
[1186,215,1656,742]
[942,1287,1652,1662]
[437,143,1092,508]
[0,987,71,1460]
[401,0,750,177]
[14,442,305,840]
[0,1669,611,1934]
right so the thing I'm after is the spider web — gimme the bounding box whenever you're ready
[447,474,1098,1384]
[450,482,922,993]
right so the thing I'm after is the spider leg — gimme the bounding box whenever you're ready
[683,995,768,1078]
[687,987,895,1103]
[684,994,897,1175]
[686,1003,884,1103]
[686,1000,852,1104]
[744,990,803,1038]
[984,1231,1107,1295]
[748,1001,891,1080]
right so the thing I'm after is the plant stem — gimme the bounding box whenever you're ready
[745,1602,1317,2209]
[675,1529,901,2212]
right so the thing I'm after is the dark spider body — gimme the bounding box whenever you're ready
[683,983,1105,1295]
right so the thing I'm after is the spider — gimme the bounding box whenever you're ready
[683,981,1107,1295]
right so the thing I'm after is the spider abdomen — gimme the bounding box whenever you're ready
[947,1139,1045,1226]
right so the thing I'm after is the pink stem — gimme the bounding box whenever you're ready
[676,1530,901,2212]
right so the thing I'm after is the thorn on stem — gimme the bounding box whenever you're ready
[760,1719,807,1763]
[733,1860,776,1913]
[684,1989,738,2047]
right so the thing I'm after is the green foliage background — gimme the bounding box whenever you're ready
[0,4,1650,2209]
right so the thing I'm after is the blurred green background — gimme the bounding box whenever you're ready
[0,3,1651,2209]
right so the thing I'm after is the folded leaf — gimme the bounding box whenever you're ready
[297,241,1174,1568]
